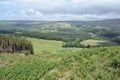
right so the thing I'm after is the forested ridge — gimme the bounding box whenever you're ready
[15,31,91,42]
[0,34,33,54]
[1,20,120,44]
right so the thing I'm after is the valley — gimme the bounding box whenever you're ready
[0,20,120,80]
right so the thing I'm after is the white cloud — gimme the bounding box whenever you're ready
[0,0,120,20]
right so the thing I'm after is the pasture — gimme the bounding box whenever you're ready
[81,39,119,47]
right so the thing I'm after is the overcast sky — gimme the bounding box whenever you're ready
[0,0,120,21]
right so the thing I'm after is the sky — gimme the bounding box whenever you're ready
[0,0,120,21]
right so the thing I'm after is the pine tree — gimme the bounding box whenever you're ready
[0,34,34,54]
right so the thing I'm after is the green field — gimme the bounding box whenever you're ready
[28,38,81,54]
[28,38,63,54]
[0,38,120,80]
[81,39,119,47]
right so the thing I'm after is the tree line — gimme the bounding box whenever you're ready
[15,31,91,42]
[0,34,34,54]
[62,39,87,48]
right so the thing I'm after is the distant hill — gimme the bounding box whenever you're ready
[0,19,120,43]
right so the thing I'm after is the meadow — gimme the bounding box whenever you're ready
[81,39,119,47]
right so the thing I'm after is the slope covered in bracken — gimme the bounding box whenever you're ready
[0,46,120,80]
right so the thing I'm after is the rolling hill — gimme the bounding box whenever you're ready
[0,38,120,80]
[0,19,120,80]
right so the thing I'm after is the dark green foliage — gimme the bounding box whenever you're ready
[110,58,120,68]
[62,39,85,48]
[15,31,91,42]
[111,38,120,44]
[0,30,14,34]
[0,34,34,54]
[86,45,90,48]
[99,31,120,38]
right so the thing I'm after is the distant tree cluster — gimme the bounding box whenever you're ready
[62,39,86,48]
[15,31,77,42]
[111,38,120,44]
[15,31,91,42]
[0,30,14,34]
[0,34,34,54]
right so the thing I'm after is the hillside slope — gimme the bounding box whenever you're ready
[0,45,120,80]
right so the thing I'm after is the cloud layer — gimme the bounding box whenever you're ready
[0,0,120,21]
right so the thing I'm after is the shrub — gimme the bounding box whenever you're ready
[22,50,30,56]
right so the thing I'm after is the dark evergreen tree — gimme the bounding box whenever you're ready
[0,34,34,54]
